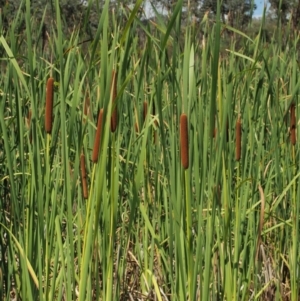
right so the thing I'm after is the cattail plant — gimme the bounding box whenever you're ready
[25,109,32,143]
[92,109,104,163]
[235,117,241,161]
[152,102,158,144]
[180,114,189,169]
[45,77,54,134]
[143,101,148,123]
[83,96,90,124]
[290,103,296,145]
[110,70,118,133]
[80,153,88,199]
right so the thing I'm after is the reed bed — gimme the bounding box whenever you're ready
[0,0,299,300]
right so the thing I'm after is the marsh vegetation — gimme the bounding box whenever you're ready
[0,0,299,300]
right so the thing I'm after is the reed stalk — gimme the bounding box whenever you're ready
[180,113,189,169]
[80,153,88,199]
[92,109,104,163]
[26,109,32,143]
[226,118,229,142]
[45,77,54,134]
[83,96,90,124]
[135,122,139,133]
[110,70,117,133]
[25,109,31,129]
[290,102,296,145]
[152,102,158,144]
[235,117,241,161]
[143,101,148,123]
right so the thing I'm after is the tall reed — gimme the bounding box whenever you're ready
[180,113,189,169]
[143,101,148,123]
[135,122,139,133]
[45,77,54,134]
[83,96,90,124]
[152,102,158,143]
[92,109,104,163]
[26,109,32,143]
[226,118,229,142]
[110,70,117,132]
[235,117,241,161]
[80,153,88,199]
[25,109,31,129]
[290,103,296,145]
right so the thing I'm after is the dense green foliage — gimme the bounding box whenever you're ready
[0,0,104,38]
[0,0,257,34]
[0,0,300,300]
[268,0,299,24]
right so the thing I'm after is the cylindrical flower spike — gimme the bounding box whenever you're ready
[80,153,88,199]
[110,70,117,132]
[143,101,148,123]
[290,103,296,145]
[92,109,104,163]
[45,77,54,134]
[235,117,241,161]
[180,114,189,169]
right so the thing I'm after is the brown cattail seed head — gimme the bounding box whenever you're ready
[80,153,88,199]
[143,101,148,123]
[235,117,241,161]
[290,103,296,145]
[180,114,189,169]
[45,77,54,134]
[92,109,104,163]
[110,70,118,132]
